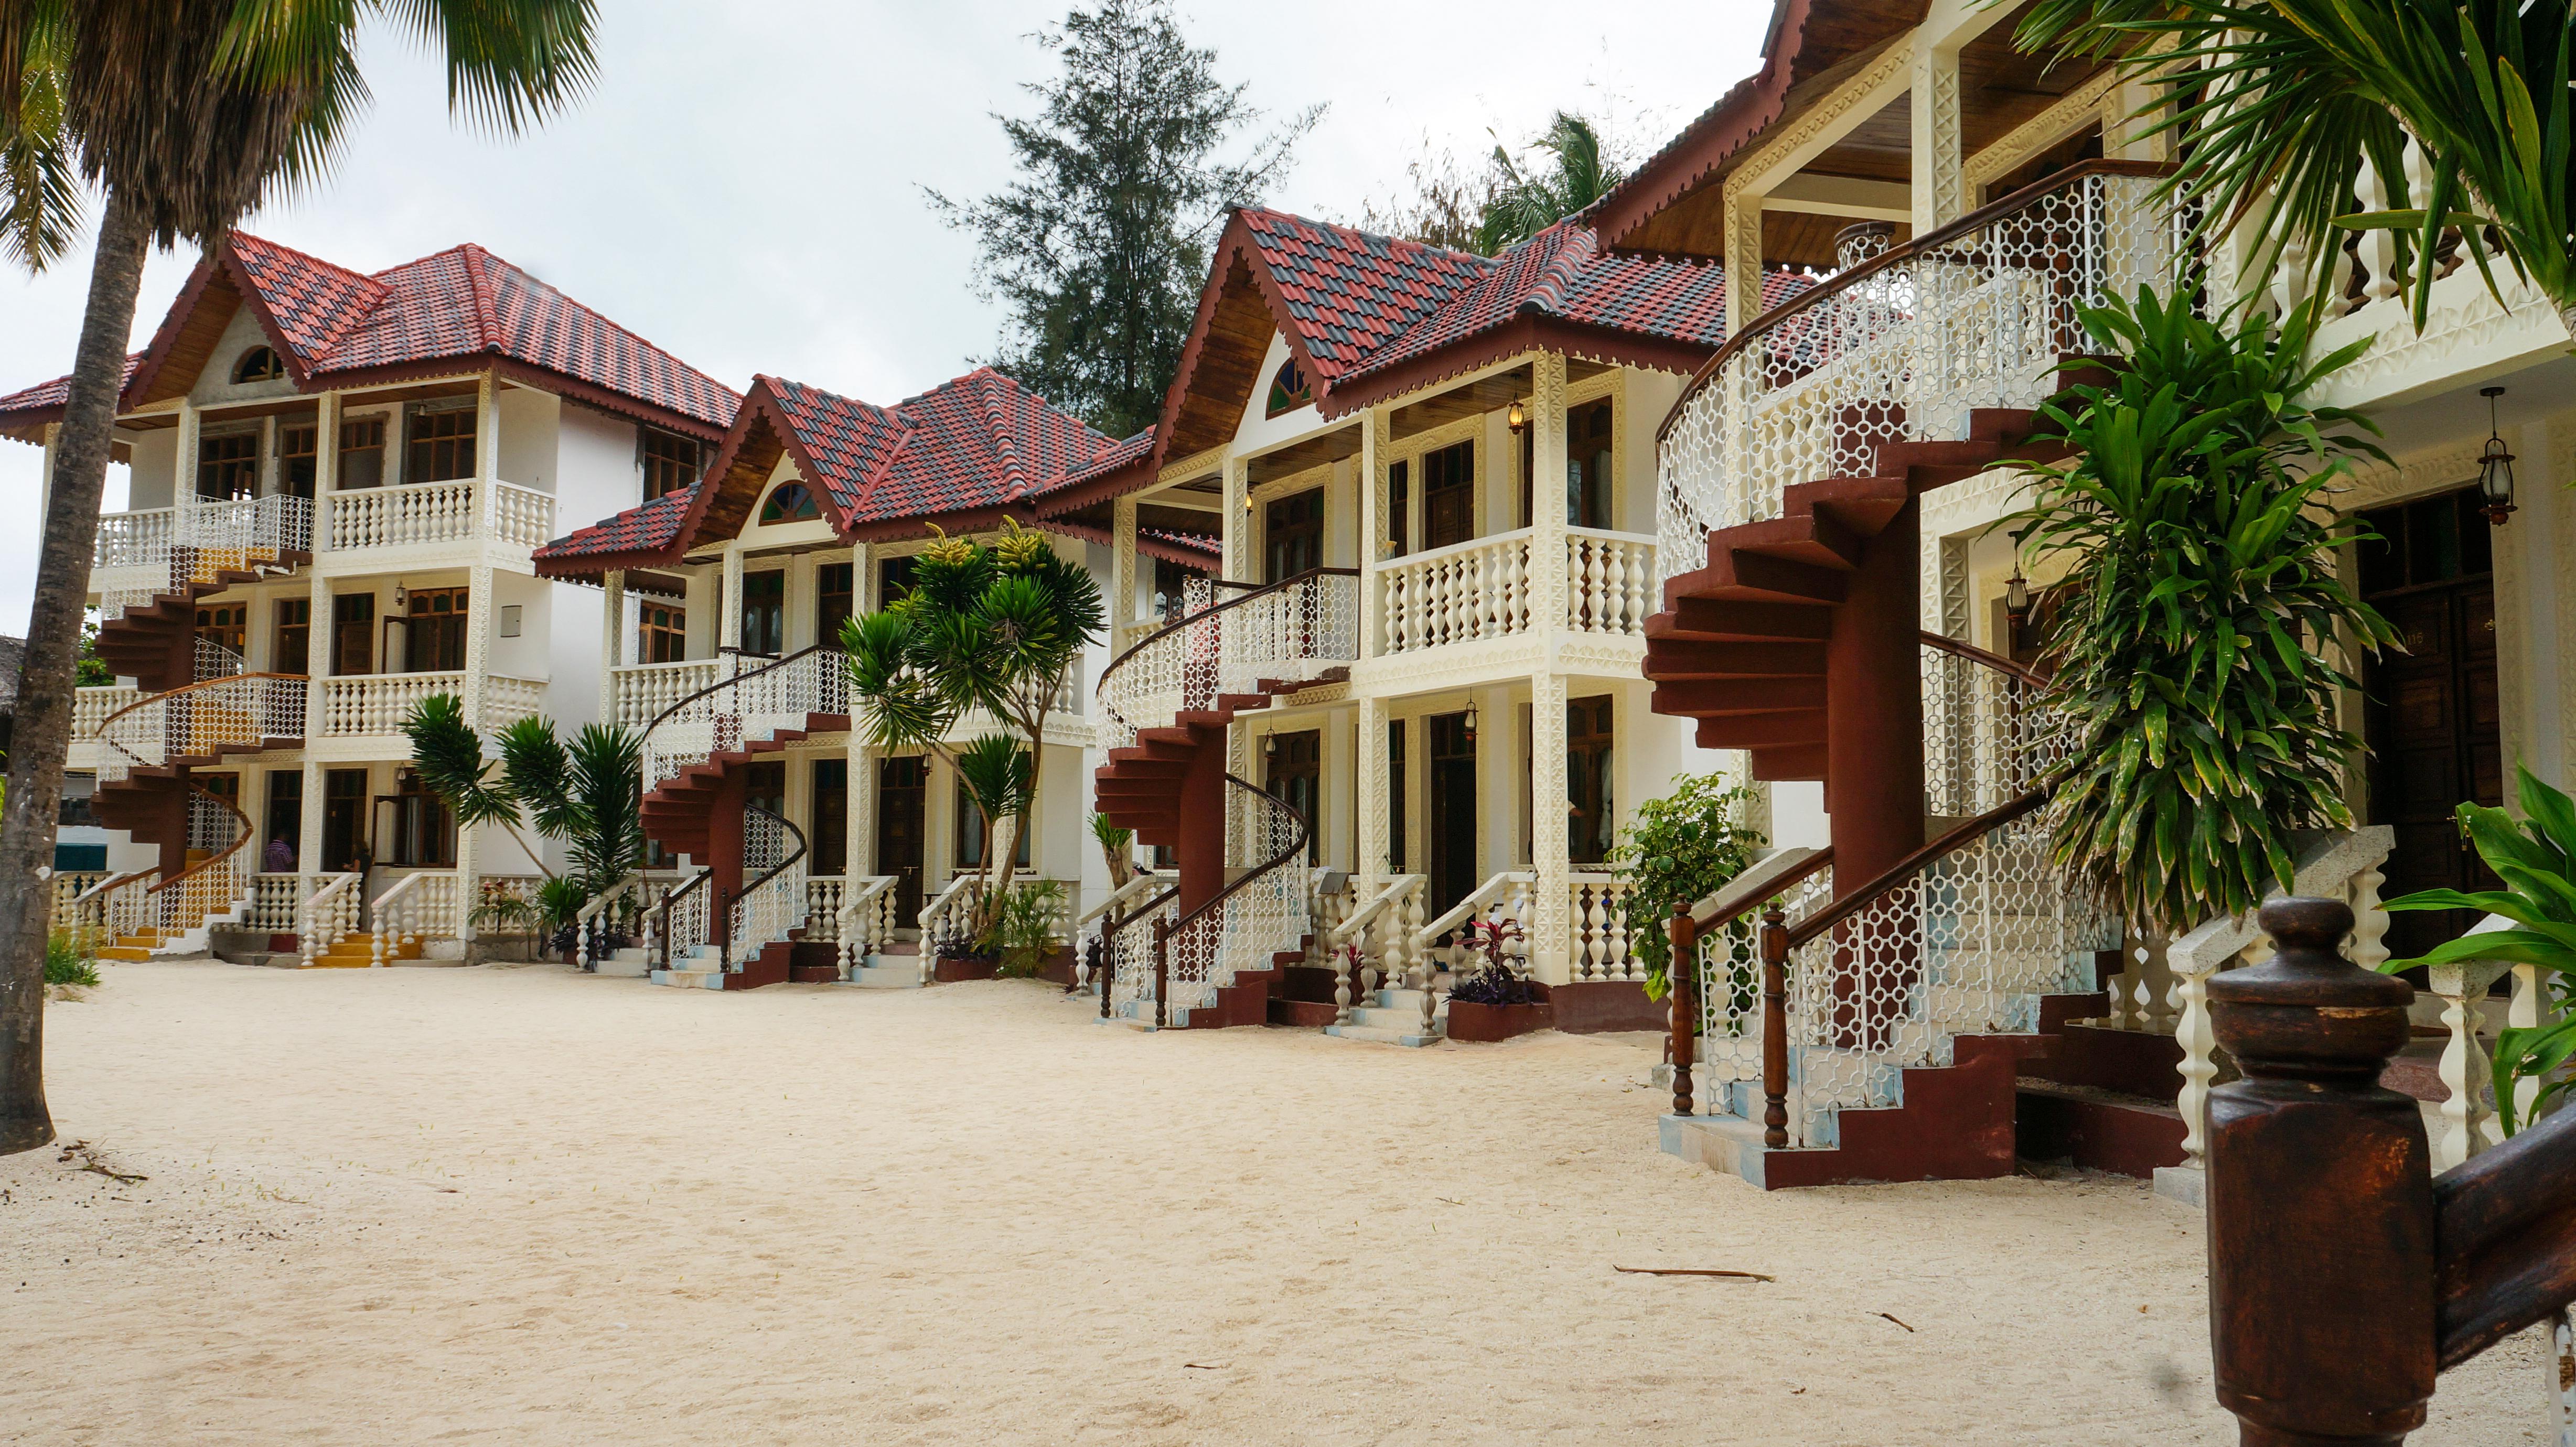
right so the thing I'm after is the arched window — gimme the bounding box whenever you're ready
[1265,357,1311,417]
[760,480,820,524]
[232,347,286,384]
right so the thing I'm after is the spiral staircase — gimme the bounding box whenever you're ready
[1092,570,1355,1029]
[81,512,309,960]
[636,645,845,989]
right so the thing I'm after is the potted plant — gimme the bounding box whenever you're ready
[1444,913,1553,1042]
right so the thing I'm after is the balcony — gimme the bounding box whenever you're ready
[318,672,545,738]
[1375,527,1656,656]
[320,478,555,559]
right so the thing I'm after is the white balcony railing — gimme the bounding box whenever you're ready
[610,658,724,731]
[72,684,141,739]
[91,494,310,618]
[319,672,546,736]
[1379,530,1532,654]
[92,508,175,569]
[320,478,555,553]
[1564,530,1656,638]
[1658,162,2183,589]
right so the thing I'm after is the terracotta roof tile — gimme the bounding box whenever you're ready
[0,353,143,415]
[1235,210,1491,382]
[534,482,700,564]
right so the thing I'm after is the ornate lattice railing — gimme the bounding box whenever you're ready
[723,804,807,970]
[92,495,307,619]
[1097,568,1358,752]
[94,672,306,782]
[1920,634,2068,817]
[639,645,850,788]
[1657,161,2183,589]
[1112,778,1312,1027]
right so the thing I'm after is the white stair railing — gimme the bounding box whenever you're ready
[640,644,849,789]
[1327,873,1426,1025]
[298,872,360,966]
[370,870,462,965]
[1096,568,1358,752]
[834,875,901,976]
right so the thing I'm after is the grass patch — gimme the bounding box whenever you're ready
[46,929,102,989]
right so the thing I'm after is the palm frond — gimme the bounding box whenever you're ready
[401,692,519,828]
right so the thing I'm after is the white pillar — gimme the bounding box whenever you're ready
[1529,671,1571,984]
[1358,694,1388,880]
[175,398,201,535]
[1360,406,1388,656]
[298,393,336,890]
[1725,189,1767,334]
[1112,494,1137,650]
[38,422,59,518]
[1910,38,1966,233]
[719,544,745,652]
[1222,451,1249,584]
[1528,353,1570,630]
[599,569,626,727]
[453,373,500,928]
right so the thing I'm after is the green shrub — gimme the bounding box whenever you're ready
[2006,287,2394,935]
[1609,771,1766,1000]
[46,929,101,989]
[983,879,1070,977]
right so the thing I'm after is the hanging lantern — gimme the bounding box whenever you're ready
[2477,386,2517,526]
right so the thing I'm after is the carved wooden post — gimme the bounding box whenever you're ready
[1669,902,1698,1117]
[1082,932,1104,1000]
[1152,916,1171,1030]
[1761,905,1791,1150]
[1098,911,1117,1021]
[2206,897,2433,1447]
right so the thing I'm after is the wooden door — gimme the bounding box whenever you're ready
[1264,489,1324,583]
[1422,441,1475,550]
[876,756,927,923]
[1428,711,1478,919]
[2360,489,2503,963]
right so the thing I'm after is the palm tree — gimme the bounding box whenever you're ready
[2018,0,2575,337]
[0,0,599,1158]
[1477,112,1627,254]
[843,523,1104,944]
[401,695,646,894]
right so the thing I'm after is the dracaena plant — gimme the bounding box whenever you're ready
[843,521,1104,939]
[2382,764,2576,1136]
[1608,769,1766,1001]
[401,693,645,897]
[2004,286,2396,937]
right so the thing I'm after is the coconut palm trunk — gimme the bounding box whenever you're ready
[0,188,148,1154]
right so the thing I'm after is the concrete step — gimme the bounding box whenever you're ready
[843,960,929,989]
[649,968,726,990]
[1323,1020,1441,1048]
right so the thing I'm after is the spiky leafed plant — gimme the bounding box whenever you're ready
[2017,0,2576,338]
[843,522,1104,940]
[0,0,599,1158]
[2004,288,2397,937]
[402,694,646,900]
[1477,112,1627,254]
[1090,811,1135,890]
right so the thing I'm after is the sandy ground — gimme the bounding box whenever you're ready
[0,960,2552,1445]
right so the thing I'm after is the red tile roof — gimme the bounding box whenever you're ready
[1,232,739,436]
[536,368,1134,570]
[1234,211,1491,383]
[0,353,143,416]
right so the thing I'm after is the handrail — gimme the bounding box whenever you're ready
[1330,873,1427,946]
[2434,1102,2576,1368]
[92,670,308,734]
[1658,158,2180,443]
[147,778,255,900]
[1173,774,1311,934]
[918,872,979,934]
[721,802,807,973]
[1413,869,1531,950]
[76,868,154,909]
[369,867,436,913]
[1093,565,1359,712]
[1785,791,2050,949]
[654,867,711,969]
[1078,870,1173,928]
[644,641,841,739]
[1376,524,1533,571]
[1689,846,1833,931]
[576,870,649,926]
[1917,630,2045,688]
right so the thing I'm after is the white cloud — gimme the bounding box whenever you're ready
[0,0,1767,634]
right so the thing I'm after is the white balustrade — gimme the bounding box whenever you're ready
[1098,571,1358,752]
[371,870,463,964]
[1328,874,1426,1024]
[1660,166,2184,590]
[299,872,360,966]
[834,876,902,976]
[1566,873,1640,981]
[611,658,723,730]
[91,507,175,569]
[72,685,140,739]
[639,647,850,787]
[244,874,303,933]
[1378,531,1533,654]
[323,478,478,550]
[319,672,544,736]
[488,481,556,549]
[49,872,109,930]
[1563,531,1657,637]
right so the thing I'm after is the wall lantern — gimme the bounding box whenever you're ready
[1462,704,1479,740]
[2477,386,2517,526]
[2004,569,2030,624]
[1506,401,1528,434]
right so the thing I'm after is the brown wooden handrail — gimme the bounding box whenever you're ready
[1145,774,1312,1028]
[1917,630,2046,688]
[94,670,308,732]
[718,802,808,972]
[1093,566,1361,730]
[1656,158,2179,444]
[146,776,257,899]
[653,866,712,970]
[1785,790,2051,951]
[2433,1104,2576,1368]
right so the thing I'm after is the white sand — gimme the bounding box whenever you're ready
[0,960,2549,1445]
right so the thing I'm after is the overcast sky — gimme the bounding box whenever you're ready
[0,0,1770,636]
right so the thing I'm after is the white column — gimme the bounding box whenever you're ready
[1357,694,1388,879]
[299,395,336,891]
[1724,190,1766,335]
[599,569,626,727]
[1529,671,1571,984]
[1112,494,1137,649]
[1528,353,1570,630]
[1222,451,1248,583]
[719,544,745,652]
[175,398,201,537]
[453,374,500,928]
[1360,406,1388,656]
[38,422,59,519]
[1910,39,1967,233]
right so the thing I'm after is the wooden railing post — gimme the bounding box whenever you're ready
[1098,920,1117,1021]
[1668,902,1697,1117]
[1152,916,1170,1030]
[1761,905,1790,1150]
[2206,897,2432,1446]
[1083,932,1104,1002]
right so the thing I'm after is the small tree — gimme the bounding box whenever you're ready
[843,524,1104,942]
[1478,112,1629,254]
[1609,770,1766,1000]
[2005,288,2396,936]
[925,0,1321,437]
[402,695,646,934]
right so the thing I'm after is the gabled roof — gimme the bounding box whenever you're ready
[1037,206,1797,516]
[0,232,739,440]
[534,368,1131,579]
[0,354,144,418]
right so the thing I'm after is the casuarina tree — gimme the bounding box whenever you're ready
[0,0,599,1158]
[926,0,1321,438]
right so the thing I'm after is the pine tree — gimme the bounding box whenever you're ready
[928,0,1321,438]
